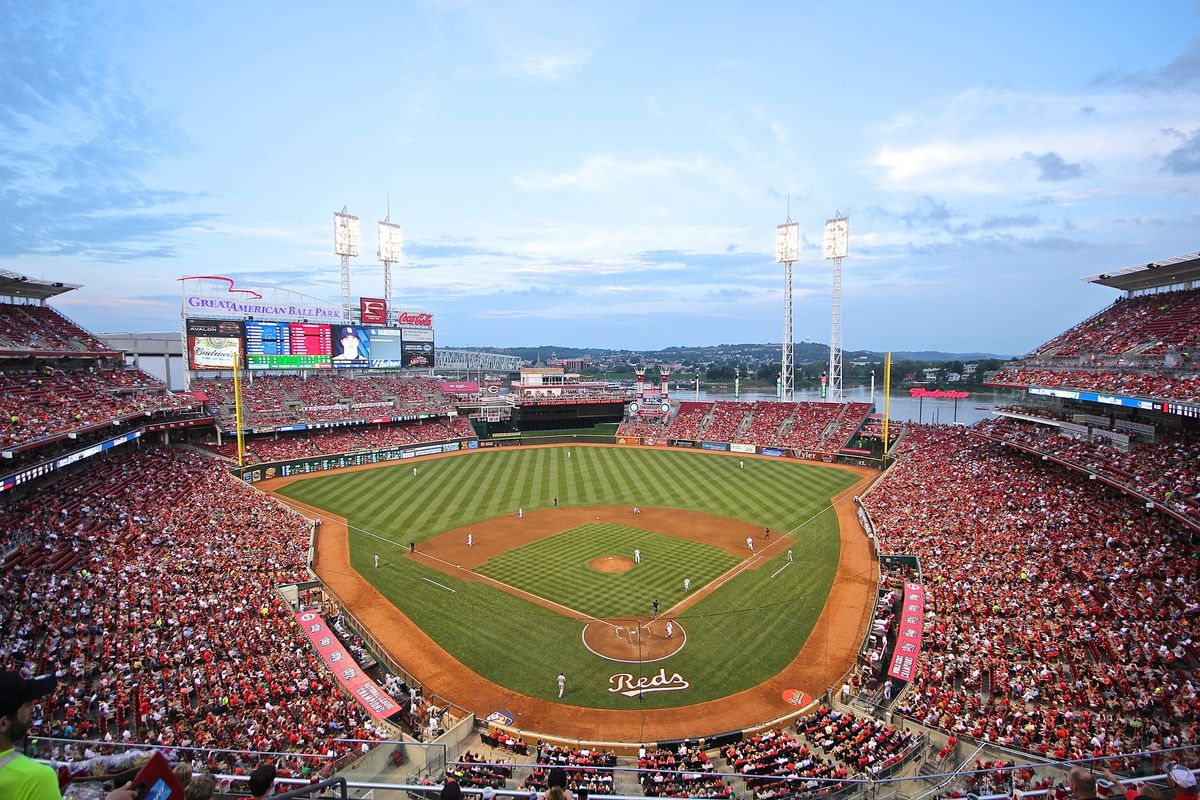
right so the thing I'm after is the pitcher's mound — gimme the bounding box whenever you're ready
[591,556,634,573]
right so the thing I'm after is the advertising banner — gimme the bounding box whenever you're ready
[617,436,640,445]
[186,318,243,370]
[439,381,479,394]
[360,297,387,325]
[701,441,729,451]
[331,325,372,368]
[886,582,926,683]
[760,447,786,457]
[730,443,756,454]
[401,326,434,342]
[294,611,401,720]
[397,311,433,328]
[669,439,697,448]
[402,338,435,368]
[186,295,342,322]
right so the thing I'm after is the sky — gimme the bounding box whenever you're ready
[1,1,1198,356]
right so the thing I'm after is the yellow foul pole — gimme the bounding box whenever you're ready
[881,352,892,459]
[232,348,245,467]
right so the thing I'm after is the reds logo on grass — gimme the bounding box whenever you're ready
[608,669,690,697]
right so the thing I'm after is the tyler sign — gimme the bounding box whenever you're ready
[608,669,690,697]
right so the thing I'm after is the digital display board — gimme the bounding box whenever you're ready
[402,338,435,368]
[186,318,243,370]
[369,327,404,368]
[245,321,332,369]
[331,325,371,368]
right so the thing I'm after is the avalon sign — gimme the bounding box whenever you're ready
[608,669,690,697]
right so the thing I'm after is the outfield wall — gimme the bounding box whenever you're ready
[234,437,477,483]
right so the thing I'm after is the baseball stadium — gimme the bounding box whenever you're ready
[1,254,1198,800]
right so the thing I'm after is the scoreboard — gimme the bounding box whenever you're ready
[244,321,332,369]
[188,318,434,371]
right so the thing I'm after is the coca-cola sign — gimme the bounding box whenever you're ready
[397,311,433,327]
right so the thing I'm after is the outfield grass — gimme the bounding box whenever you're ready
[478,523,741,618]
[277,446,859,708]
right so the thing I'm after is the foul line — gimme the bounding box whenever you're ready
[422,577,455,593]
[771,562,793,578]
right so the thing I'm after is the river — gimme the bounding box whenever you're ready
[673,384,1004,426]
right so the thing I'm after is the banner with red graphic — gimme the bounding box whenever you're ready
[360,297,387,324]
[294,611,401,720]
[886,582,926,682]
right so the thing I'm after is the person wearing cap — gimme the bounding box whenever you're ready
[1168,765,1198,800]
[482,786,496,800]
[0,670,60,800]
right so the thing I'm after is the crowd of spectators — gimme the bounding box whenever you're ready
[721,728,850,799]
[794,707,924,778]
[858,415,901,444]
[200,418,475,464]
[704,402,754,442]
[0,446,390,776]
[637,741,729,797]
[0,304,114,354]
[524,742,617,794]
[987,368,1200,403]
[975,416,1200,523]
[666,402,713,440]
[822,403,874,451]
[447,749,515,790]
[661,401,871,451]
[615,416,670,438]
[191,374,455,429]
[1028,288,1200,359]
[1,368,194,450]
[862,426,1200,760]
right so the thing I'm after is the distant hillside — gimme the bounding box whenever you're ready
[450,343,1015,364]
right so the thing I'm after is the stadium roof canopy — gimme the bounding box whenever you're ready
[0,269,81,302]
[1085,252,1200,293]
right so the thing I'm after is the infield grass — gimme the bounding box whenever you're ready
[479,523,740,618]
[276,445,861,708]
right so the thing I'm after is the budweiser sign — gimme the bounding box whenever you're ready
[398,311,433,327]
[909,388,970,399]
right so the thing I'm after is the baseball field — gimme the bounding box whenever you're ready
[267,445,877,736]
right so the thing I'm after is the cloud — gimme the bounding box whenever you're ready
[1161,128,1200,175]
[501,49,593,81]
[868,83,1199,195]
[512,154,713,191]
[1022,151,1091,182]
[1090,36,1200,92]
[978,214,1041,230]
[0,4,209,261]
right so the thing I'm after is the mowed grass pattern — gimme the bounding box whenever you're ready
[277,446,861,708]
[479,524,740,618]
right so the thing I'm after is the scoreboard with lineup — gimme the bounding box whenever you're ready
[244,321,332,369]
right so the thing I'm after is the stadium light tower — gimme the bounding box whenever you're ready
[823,213,849,402]
[334,208,361,322]
[775,220,800,402]
[378,214,403,323]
